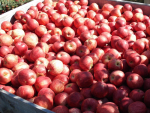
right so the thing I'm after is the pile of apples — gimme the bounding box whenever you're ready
[1,0,150,112]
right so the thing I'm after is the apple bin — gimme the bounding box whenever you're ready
[0,0,150,113]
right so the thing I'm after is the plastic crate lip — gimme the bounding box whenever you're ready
[0,89,54,113]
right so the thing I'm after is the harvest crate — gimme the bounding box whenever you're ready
[0,0,150,113]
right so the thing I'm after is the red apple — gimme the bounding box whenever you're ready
[94,68,109,82]
[113,89,128,105]
[76,71,93,88]
[81,98,98,113]
[47,59,64,76]
[119,97,133,113]
[16,85,35,99]
[128,101,147,113]
[91,81,108,99]
[127,73,143,89]
[97,102,119,113]
[52,105,69,113]
[67,92,84,108]
[50,79,64,94]
[54,92,68,106]
[18,68,36,85]
[64,83,80,94]
[129,89,144,101]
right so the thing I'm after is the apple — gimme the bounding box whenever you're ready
[126,53,141,68]
[64,40,77,54]
[109,70,125,87]
[128,101,147,113]
[62,27,75,40]
[96,35,109,48]
[94,68,109,82]
[113,89,128,106]
[12,23,23,30]
[76,71,93,88]
[16,85,35,99]
[12,62,29,72]
[76,45,90,57]
[69,108,81,113]
[74,17,85,28]
[47,59,64,76]
[38,88,55,98]
[50,79,64,94]
[133,64,148,78]
[77,25,88,36]
[129,89,144,101]
[20,14,31,24]
[106,84,117,99]
[34,57,49,68]
[108,58,123,71]
[18,68,37,85]
[3,54,18,69]
[61,64,70,76]
[79,55,93,71]
[1,21,12,32]
[23,32,38,49]
[101,53,115,66]
[69,69,81,83]
[144,89,150,108]
[14,10,25,20]
[91,81,108,99]
[37,12,49,25]
[87,53,99,65]
[115,39,129,52]
[91,48,104,60]
[0,34,13,47]
[64,83,80,94]
[67,92,84,108]
[34,76,51,92]
[81,88,92,99]
[0,46,10,57]
[119,97,133,113]
[52,105,69,113]
[2,86,15,94]
[56,51,71,65]
[123,11,133,21]
[14,42,28,56]
[34,94,53,110]
[126,73,143,89]
[35,25,47,37]
[97,102,119,113]
[54,92,68,106]
[81,98,98,113]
